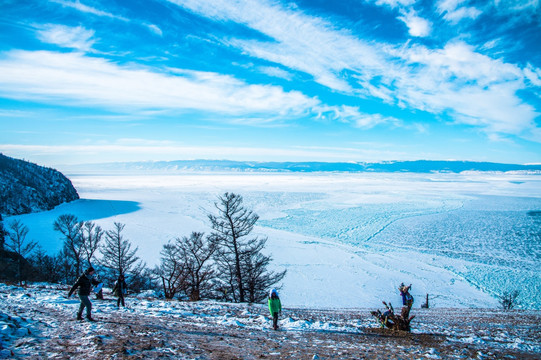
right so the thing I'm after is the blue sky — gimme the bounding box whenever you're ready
[0,0,540,166]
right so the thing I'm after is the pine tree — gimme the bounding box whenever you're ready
[209,192,286,303]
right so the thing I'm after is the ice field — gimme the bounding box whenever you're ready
[7,172,541,309]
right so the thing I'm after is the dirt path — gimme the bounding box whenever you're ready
[1,286,540,359]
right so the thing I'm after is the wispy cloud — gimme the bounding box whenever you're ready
[50,0,129,21]
[167,0,540,141]
[257,66,294,80]
[437,0,481,24]
[50,0,161,35]
[372,0,416,8]
[493,0,540,15]
[354,113,403,129]
[36,24,95,51]
[395,41,539,136]
[0,142,404,164]
[0,50,372,125]
[146,24,163,36]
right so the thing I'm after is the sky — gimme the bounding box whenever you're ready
[0,0,540,166]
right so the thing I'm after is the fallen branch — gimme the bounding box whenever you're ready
[370,301,415,332]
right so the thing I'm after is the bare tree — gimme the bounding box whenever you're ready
[499,290,520,310]
[100,222,144,280]
[80,221,104,267]
[209,192,286,303]
[53,214,83,277]
[241,242,286,303]
[153,241,188,299]
[30,245,62,283]
[5,219,37,284]
[58,247,75,284]
[175,232,217,301]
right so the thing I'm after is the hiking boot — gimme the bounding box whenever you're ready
[76,315,83,321]
[86,316,96,322]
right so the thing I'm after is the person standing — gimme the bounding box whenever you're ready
[68,266,100,321]
[268,289,282,330]
[112,274,128,307]
[399,283,414,309]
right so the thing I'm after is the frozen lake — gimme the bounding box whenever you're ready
[8,172,541,309]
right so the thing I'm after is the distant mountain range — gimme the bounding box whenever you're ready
[65,159,541,174]
[0,153,79,215]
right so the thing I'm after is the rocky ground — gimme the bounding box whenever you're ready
[1,283,540,359]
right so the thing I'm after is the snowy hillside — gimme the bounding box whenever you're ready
[6,171,541,310]
[0,283,539,359]
[0,153,79,215]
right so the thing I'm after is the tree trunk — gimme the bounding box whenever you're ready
[371,301,415,332]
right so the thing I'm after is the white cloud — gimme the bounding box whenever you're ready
[147,24,163,36]
[0,143,397,164]
[398,9,432,37]
[393,41,539,136]
[437,0,481,23]
[373,0,416,8]
[524,65,541,86]
[50,0,129,21]
[168,0,383,94]
[354,113,402,128]
[368,0,432,37]
[36,24,95,51]
[0,50,317,118]
[0,50,370,126]
[493,0,540,14]
[166,0,539,140]
[258,66,293,80]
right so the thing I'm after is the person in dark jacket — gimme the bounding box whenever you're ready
[268,289,282,330]
[112,274,127,307]
[68,266,100,321]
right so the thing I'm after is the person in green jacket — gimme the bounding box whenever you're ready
[268,289,282,330]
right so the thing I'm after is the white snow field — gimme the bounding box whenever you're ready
[6,171,541,309]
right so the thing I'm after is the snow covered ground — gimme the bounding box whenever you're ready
[5,171,541,309]
[1,283,540,359]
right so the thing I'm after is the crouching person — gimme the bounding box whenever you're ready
[68,266,100,321]
[268,289,282,330]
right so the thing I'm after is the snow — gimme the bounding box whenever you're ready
[0,283,539,358]
[5,172,541,309]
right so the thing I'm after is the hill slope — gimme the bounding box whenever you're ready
[0,153,79,215]
[1,283,539,359]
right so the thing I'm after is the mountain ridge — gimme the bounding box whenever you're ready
[63,159,541,174]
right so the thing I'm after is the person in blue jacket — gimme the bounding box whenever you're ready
[268,289,282,330]
[399,283,414,309]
